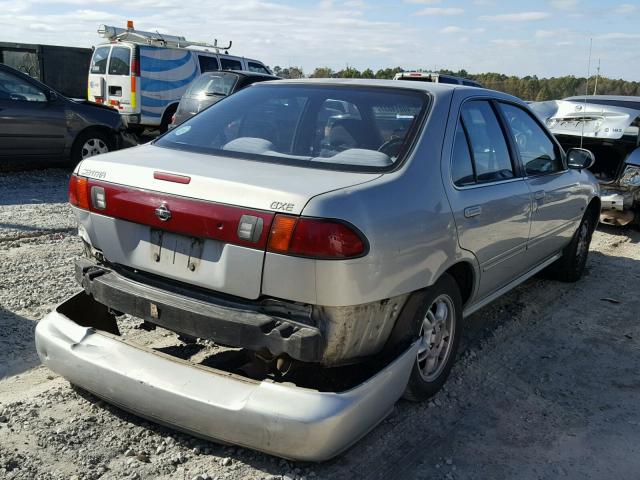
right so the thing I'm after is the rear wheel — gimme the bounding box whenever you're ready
[71,130,112,165]
[403,273,462,402]
[548,209,596,282]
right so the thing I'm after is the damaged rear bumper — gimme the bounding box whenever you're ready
[35,293,418,461]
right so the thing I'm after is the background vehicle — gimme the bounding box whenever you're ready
[171,70,280,125]
[38,80,600,460]
[88,22,271,133]
[0,64,125,169]
[530,95,640,227]
[394,71,483,87]
[0,41,91,99]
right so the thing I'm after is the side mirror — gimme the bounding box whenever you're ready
[47,90,59,102]
[567,148,595,170]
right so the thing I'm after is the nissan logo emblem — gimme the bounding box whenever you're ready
[155,203,172,222]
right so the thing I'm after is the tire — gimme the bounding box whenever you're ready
[403,273,463,402]
[71,130,112,165]
[548,210,596,282]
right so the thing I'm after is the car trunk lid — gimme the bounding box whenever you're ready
[74,144,380,299]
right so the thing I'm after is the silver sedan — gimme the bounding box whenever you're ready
[36,79,600,460]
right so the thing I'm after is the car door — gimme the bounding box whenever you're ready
[0,68,67,157]
[497,102,584,262]
[444,98,532,300]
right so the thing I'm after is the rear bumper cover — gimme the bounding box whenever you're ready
[35,293,418,461]
[75,258,323,362]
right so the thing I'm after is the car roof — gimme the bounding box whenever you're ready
[259,77,503,97]
[200,70,279,79]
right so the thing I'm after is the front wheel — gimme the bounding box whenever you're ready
[403,273,462,402]
[71,130,112,165]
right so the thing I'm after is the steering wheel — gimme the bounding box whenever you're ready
[378,137,404,157]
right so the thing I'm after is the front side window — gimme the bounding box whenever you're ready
[220,57,242,71]
[90,46,110,75]
[108,47,131,76]
[198,55,220,73]
[155,85,428,171]
[499,102,563,176]
[0,71,47,102]
[461,100,514,183]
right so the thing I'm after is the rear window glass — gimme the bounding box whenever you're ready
[108,47,131,76]
[187,72,237,96]
[90,46,110,75]
[156,85,428,172]
[247,62,270,74]
[220,57,242,70]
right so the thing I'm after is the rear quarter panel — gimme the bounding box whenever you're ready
[262,89,479,307]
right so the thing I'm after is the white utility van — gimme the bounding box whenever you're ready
[88,22,271,132]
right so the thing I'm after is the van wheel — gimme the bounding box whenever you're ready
[71,130,112,165]
[548,210,595,282]
[403,273,462,402]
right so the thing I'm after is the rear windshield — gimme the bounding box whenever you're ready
[90,46,110,75]
[108,46,131,76]
[155,85,428,172]
[187,72,238,97]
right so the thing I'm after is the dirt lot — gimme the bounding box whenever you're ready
[1,169,639,480]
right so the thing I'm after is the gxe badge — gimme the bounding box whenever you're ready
[155,203,172,222]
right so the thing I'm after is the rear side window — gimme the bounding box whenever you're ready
[90,46,110,74]
[451,121,475,186]
[198,55,220,73]
[155,85,429,172]
[498,103,563,176]
[461,101,514,183]
[108,47,131,76]
[247,62,270,74]
[220,57,242,70]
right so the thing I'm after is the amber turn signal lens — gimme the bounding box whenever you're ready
[267,215,298,253]
[68,174,90,210]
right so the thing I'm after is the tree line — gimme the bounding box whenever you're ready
[270,66,640,101]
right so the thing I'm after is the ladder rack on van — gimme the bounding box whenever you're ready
[97,23,232,53]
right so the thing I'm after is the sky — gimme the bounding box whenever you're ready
[0,0,639,80]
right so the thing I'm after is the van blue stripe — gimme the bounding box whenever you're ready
[140,51,193,72]
[141,110,162,118]
[141,96,171,107]
[140,71,198,92]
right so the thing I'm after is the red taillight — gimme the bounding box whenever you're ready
[68,175,90,210]
[267,215,366,259]
[131,58,140,77]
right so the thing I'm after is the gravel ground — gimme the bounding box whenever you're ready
[1,169,639,480]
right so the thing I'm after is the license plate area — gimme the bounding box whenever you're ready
[150,229,204,272]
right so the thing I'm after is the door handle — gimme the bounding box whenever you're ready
[534,190,546,200]
[464,205,482,218]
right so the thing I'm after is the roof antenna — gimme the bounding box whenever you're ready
[580,37,593,149]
